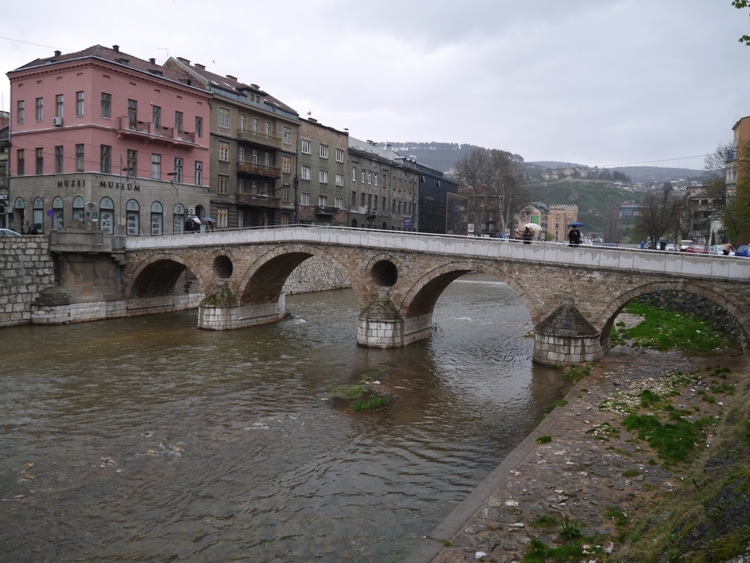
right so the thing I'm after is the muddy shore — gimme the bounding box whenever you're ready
[408,345,748,562]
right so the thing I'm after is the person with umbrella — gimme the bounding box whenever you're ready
[522,226,533,244]
[568,222,582,247]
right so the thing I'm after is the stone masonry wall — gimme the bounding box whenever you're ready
[282,256,352,294]
[0,235,56,328]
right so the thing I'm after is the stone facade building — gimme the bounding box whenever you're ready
[6,45,213,236]
[164,57,300,229]
[296,117,349,226]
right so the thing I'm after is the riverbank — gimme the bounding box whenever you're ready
[409,345,749,562]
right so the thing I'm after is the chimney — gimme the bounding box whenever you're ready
[54,50,61,57]
[226,74,237,81]
[177,57,191,65]
[195,63,205,70]
[113,45,120,52]
[149,58,156,64]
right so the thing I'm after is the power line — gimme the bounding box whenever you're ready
[599,155,707,168]
[0,35,66,51]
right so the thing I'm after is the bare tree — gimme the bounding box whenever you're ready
[454,147,529,236]
[634,182,686,246]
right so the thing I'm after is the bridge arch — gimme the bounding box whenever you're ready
[236,244,356,306]
[597,280,750,349]
[397,260,533,319]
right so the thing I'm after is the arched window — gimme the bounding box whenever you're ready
[100,197,114,234]
[173,203,185,234]
[126,199,140,235]
[72,196,85,228]
[52,196,64,230]
[33,197,44,233]
[150,201,163,235]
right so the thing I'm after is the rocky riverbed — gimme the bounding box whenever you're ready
[414,342,749,563]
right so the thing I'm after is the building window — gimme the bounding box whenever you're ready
[101,93,111,118]
[150,201,163,235]
[55,94,64,118]
[152,105,161,129]
[335,197,343,209]
[76,144,84,172]
[319,144,329,159]
[76,91,84,117]
[73,195,85,227]
[361,170,365,183]
[55,146,64,173]
[301,139,311,155]
[301,166,311,181]
[218,174,229,195]
[281,185,290,203]
[264,121,271,136]
[238,146,246,165]
[282,156,291,174]
[251,118,258,132]
[175,111,183,133]
[173,157,183,182]
[300,192,311,205]
[127,149,137,176]
[35,97,43,121]
[283,127,292,145]
[151,153,161,179]
[195,161,203,185]
[318,195,327,207]
[17,149,25,176]
[374,173,378,187]
[218,107,230,129]
[335,173,344,187]
[218,209,228,228]
[126,199,140,235]
[319,170,328,184]
[195,116,203,137]
[100,145,111,174]
[128,99,137,128]
[352,166,357,182]
[36,148,44,174]
[52,196,64,230]
[17,100,24,124]
[367,171,372,184]
[218,141,230,162]
[336,148,345,163]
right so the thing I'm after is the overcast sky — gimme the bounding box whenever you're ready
[2,0,749,170]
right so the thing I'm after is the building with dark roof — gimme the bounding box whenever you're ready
[164,56,300,228]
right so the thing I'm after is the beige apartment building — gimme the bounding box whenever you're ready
[165,57,300,229]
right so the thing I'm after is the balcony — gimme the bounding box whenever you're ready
[236,162,281,179]
[117,117,197,147]
[236,129,282,150]
[315,206,336,217]
[235,191,281,209]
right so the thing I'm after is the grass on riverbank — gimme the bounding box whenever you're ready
[523,305,749,562]
[610,301,736,355]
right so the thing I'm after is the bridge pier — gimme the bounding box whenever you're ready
[198,283,286,330]
[532,303,609,366]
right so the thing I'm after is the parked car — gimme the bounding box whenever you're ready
[665,243,677,251]
[735,245,750,257]
[679,239,693,251]
[0,228,20,237]
[684,243,709,254]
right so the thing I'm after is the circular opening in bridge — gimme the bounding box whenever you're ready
[213,255,233,279]
[371,260,398,287]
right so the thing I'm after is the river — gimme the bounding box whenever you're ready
[0,274,567,562]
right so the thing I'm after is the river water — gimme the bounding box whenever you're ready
[0,275,567,562]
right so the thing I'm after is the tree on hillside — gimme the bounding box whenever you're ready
[453,147,528,236]
[634,182,686,246]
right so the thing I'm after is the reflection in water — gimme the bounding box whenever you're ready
[0,275,566,561]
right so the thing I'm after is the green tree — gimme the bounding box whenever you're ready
[733,0,750,45]
[634,182,686,246]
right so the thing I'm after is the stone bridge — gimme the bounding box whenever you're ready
[108,226,750,366]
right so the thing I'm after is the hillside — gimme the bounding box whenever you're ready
[528,180,635,234]
[383,142,703,183]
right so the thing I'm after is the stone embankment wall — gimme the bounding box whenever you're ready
[0,236,56,328]
[282,257,351,294]
[0,244,350,329]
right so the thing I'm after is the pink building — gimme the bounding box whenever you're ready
[7,45,212,235]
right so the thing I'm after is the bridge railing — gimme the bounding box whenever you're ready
[119,225,750,281]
